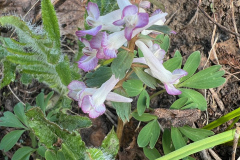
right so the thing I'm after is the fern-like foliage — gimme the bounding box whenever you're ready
[0,0,80,94]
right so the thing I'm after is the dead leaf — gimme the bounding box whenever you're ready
[153,108,201,128]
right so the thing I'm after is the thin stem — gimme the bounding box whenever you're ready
[116,118,124,144]
[150,89,166,99]
[7,85,25,106]
[131,63,149,68]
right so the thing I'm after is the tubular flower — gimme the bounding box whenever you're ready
[68,75,132,118]
[101,11,168,58]
[135,40,188,95]
[76,2,122,37]
[113,5,149,40]
[77,33,111,71]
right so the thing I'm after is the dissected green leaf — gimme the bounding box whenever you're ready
[85,66,112,87]
[14,103,28,126]
[133,67,157,89]
[0,130,25,152]
[111,51,134,79]
[132,112,157,122]
[147,25,172,34]
[179,126,214,142]
[178,88,207,111]
[163,57,182,72]
[25,107,86,159]
[137,120,160,149]
[170,97,188,109]
[137,90,150,116]
[122,79,143,97]
[90,0,119,15]
[178,65,225,89]
[101,127,119,157]
[155,34,170,52]
[112,88,131,122]
[12,147,34,160]
[143,147,161,160]
[162,128,174,155]
[171,127,186,150]
[55,111,92,131]
[6,55,45,65]
[180,51,201,82]
[157,129,236,160]
[0,111,27,129]
[0,60,16,89]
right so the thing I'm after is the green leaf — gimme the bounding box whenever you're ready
[163,57,182,72]
[171,127,186,150]
[0,130,25,152]
[36,92,46,113]
[112,88,131,122]
[61,143,76,160]
[147,25,172,35]
[143,147,161,160]
[137,90,150,116]
[85,66,112,87]
[55,111,92,131]
[137,120,160,149]
[203,107,240,130]
[41,0,60,50]
[111,51,134,79]
[133,67,157,89]
[157,129,236,160]
[178,65,225,89]
[45,150,57,160]
[179,126,214,141]
[14,103,28,126]
[180,51,201,82]
[90,0,118,15]
[122,79,143,97]
[0,111,26,129]
[86,148,105,160]
[12,147,34,160]
[174,50,182,58]
[101,127,119,157]
[155,34,170,52]
[132,112,157,122]
[178,88,207,111]
[20,73,33,85]
[0,60,16,89]
[6,55,44,65]
[44,91,54,108]
[162,129,174,155]
[37,146,47,158]
[56,57,72,86]
[57,150,66,160]
[6,47,34,56]
[170,97,188,109]
[25,107,86,159]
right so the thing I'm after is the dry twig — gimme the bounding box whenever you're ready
[230,0,240,48]
[192,0,240,38]
[209,88,225,112]
[232,127,240,160]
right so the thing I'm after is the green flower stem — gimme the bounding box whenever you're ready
[150,89,166,100]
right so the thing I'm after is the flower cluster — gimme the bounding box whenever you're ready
[68,0,187,118]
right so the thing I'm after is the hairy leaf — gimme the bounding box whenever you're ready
[0,60,16,89]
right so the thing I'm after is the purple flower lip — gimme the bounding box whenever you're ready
[113,5,149,40]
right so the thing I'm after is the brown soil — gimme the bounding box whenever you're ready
[1,0,240,159]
